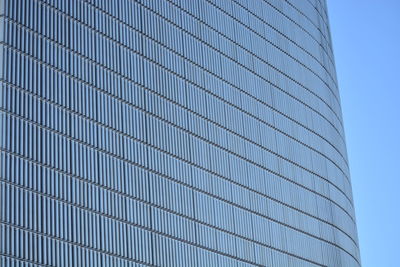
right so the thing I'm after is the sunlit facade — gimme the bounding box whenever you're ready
[0,0,361,266]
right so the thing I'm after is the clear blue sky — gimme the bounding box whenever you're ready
[327,1,400,266]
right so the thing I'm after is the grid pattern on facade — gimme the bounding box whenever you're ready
[0,0,360,266]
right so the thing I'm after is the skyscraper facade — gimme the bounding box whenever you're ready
[0,0,361,266]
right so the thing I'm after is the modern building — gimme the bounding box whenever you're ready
[0,0,361,266]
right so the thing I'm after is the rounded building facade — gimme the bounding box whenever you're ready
[0,0,360,266]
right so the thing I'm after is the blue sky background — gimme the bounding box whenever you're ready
[327,1,400,266]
